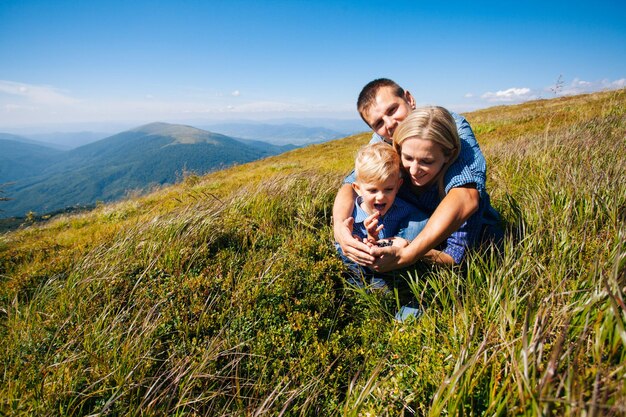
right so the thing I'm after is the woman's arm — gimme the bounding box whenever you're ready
[370,185,479,270]
[370,113,484,270]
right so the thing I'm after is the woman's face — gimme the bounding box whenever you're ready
[399,138,450,188]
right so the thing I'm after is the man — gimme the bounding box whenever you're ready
[333,78,488,271]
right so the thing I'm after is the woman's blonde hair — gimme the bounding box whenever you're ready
[392,106,460,197]
[354,142,401,184]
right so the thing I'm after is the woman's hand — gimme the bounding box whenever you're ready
[369,244,405,272]
[370,240,456,270]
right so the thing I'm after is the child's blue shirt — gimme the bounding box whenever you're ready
[351,195,427,241]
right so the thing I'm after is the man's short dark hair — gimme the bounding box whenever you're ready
[357,78,405,124]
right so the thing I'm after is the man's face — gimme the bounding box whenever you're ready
[352,175,402,217]
[362,86,415,141]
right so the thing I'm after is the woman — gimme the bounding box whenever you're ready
[369,106,503,269]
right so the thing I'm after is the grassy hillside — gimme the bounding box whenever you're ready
[1,90,624,416]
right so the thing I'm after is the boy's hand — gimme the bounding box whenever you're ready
[363,211,384,242]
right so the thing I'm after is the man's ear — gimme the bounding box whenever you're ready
[352,182,361,195]
[404,90,416,110]
[398,177,404,188]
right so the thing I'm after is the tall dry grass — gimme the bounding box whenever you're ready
[1,90,624,416]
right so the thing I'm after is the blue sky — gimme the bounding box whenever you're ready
[1,0,624,132]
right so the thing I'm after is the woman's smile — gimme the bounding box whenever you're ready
[410,172,427,185]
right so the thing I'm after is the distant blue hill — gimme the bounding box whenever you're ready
[25,131,111,150]
[0,133,63,185]
[1,122,296,218]
[201,122,350,146]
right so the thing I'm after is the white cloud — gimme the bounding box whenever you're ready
[547,77,626,96]
[468,76,625,110]
[611,78,626,88]
[231,90,240,97]
[225,100,311,113]
[480,87,535,103]
[3,103,37,111]
[0,80,79,105]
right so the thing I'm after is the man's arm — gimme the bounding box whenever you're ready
[370,186,479,270]
[333,183,376,265]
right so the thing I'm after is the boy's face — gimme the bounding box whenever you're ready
[352,174,403,216]
[362,86,415,141]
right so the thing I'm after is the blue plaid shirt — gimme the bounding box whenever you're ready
[351,195,427,241]
[344,112,500,263]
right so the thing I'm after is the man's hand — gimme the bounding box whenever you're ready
[333,183,376,265]
[336,217,376,265]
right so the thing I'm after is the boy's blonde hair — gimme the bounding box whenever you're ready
[392,106,460,197]
[354,142,401,184]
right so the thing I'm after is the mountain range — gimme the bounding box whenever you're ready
[201,122,352,146]
[0,122,296,218]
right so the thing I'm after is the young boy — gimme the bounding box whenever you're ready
[335,142,427,289]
